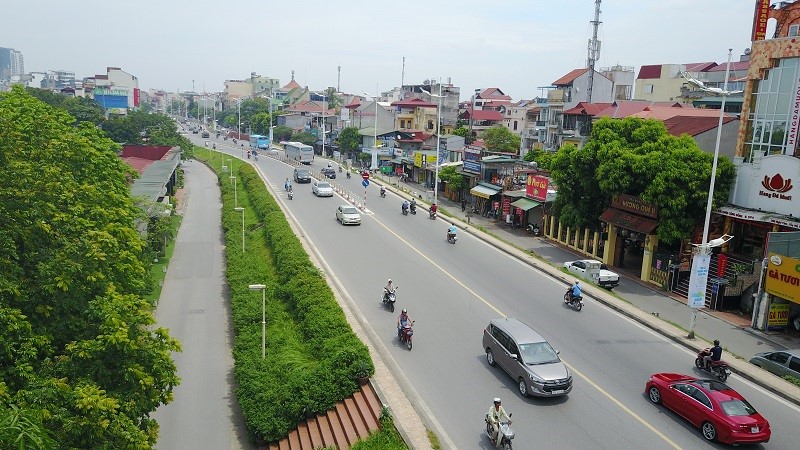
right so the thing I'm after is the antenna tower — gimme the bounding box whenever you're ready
[586,0,602,102]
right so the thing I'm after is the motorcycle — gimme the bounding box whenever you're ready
[382,287,398,312]
[287,190,293,200]
[410,203,417,215]
[380,187,386,198]
[527,223,541,236]
[563,288,584,311]
[429,210,437,220]
[339,166,343,173]
[695,349,731,382]
[447,230,458,244]
[398,320,415,350]
[402,205,409,216]
[346,171,351,179]
[485,413,514,449]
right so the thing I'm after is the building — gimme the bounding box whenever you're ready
[84,67,140,115]
[0,47,24,80]
[599,65,635,101]
[634,62,716,102]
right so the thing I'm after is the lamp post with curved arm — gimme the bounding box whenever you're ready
[421,83,443,206]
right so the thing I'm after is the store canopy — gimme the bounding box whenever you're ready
[600,208,658,234]
[470,184,502,199]
[510,198,542,211]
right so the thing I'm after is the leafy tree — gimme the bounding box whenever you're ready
[523,148,556,171]
[0,86,180,448]
[324,87,342,111]
[550,117,735,243]
[482,126,521,154]
[439,166,466,195]
[292,131,317,146]
[25,87,106,126]
[273,125,294,142]
[102,110,193,159]
[453,126,468,139]
[338,127,361,154]
[251,112,276,135]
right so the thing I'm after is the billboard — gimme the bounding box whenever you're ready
[765,253,800,304]
[751,0,770,42]
[526,175,549,201]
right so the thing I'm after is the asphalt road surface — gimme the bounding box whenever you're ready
[188,131,799,449]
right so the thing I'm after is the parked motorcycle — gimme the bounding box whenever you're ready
[447,231,458,244]
[563,288,584,311]
[527,223,541,236]
[382,287,398,313]
[398,320,415,350]
[485,413,514,449]
[695,349,731,382]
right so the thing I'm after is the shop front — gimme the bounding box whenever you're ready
[469,182,502,217]
[599,194,660,283]
[754,251,800,337]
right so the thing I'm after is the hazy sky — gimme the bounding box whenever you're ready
[6,0,766,100]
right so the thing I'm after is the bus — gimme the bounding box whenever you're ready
[284,141,314,164]
[249,134,270,150]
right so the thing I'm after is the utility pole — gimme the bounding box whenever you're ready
[337,65,341,93]
[401,56,405,89]
[586,0,602,103]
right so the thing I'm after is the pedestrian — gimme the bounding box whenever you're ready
[461,199,467,212]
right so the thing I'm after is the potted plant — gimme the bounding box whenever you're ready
[355,359,371,385]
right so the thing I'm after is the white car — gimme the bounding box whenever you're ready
[563,259,620,289]
[336,205,361,225]
[312,180,334,197]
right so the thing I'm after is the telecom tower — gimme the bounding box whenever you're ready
[586,0,602,103]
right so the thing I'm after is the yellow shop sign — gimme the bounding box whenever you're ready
[765,253,800,304]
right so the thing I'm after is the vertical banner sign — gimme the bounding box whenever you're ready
[788,74,800,151]
[767,303,790,328]
[688,254,711,308]
[717,253,728,277]
[751,0,770,42]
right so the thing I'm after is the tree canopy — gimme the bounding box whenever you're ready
[337,127,361,153]
[0,86,180,448]
[102,110,193,158]
[550,117,736,243]
[482,126,521,154]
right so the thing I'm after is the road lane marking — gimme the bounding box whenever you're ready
[369,215,684,449]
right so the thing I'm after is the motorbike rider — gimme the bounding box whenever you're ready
[402,200,409,213]
[567,280,582,303]
[380,185,386,197]
[284,178,292,191]
[447,224,457,240]
[410,198,417,213]
[346,171,351,179]
[397,308,412,339]
[487,398,511,447]
[383,279,395,302]
[430,202,438,217]
[703,339,723,369]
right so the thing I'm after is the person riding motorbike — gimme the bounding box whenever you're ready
[430,202,438,218]
[447,224,457,241]
[284,178,292,192]
[487,398,511,447]
[703,339,723,369]
[346,171,351,179]
[339,165,343,173]
[383,279,395,302]
[410,198,417,213]
[402,200,409,214]
[567,281,582,303]
[380,186,386,197]
[397,308,412,339]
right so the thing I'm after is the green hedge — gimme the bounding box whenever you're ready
[199,151,374,443]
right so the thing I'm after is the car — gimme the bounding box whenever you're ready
[312,180,334,197]
[336,205,361,225]
[563,259,620,289]
[201,131,210,138]
[321,167,337,179]
[482,318,572,397]
[645,373,771,445]
[749,348,800,380]
[192,129,199,134]
[293,168,311,183]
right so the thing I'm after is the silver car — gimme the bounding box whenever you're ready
[750,349,800,380]
[336,205,361,225]
[312,180,333,197]
[482,318,572,397]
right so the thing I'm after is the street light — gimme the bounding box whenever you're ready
[683,49,739,339]
[234,206,245,253]
[469,88,480,143]
[248,283,267,359]
[421,84,443,205]
[232,176,238,208]
[364,90,379,170]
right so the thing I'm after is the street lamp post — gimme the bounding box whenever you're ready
[248,284,267,359]
[234,207,245,253]
[364,89,379,170]
[269,93,274,146]
[684,49,739,339]
[469,88,480,144]
[421,83,443,205]
[232,176,238,208]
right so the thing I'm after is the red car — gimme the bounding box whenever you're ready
[645,373,770,445]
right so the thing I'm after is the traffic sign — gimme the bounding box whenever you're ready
[362,172,370,180]
[362,179,369,188]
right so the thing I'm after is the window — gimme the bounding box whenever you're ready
[513,120,518,131]
[790,24,800,37]
[644,84,654,94]
[789,357,800,372]
[690,389,713,409]
[768,352,790,364]
[427,120,434,130]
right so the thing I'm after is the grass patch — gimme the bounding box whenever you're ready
[784,375,800,387]
[349,416,408,450]
[427,429,442,449]
[145,214,182,305]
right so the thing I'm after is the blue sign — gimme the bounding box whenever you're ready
[362,179,369,188]
[463,161,481,173]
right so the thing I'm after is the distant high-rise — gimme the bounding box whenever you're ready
[0,47,24,80]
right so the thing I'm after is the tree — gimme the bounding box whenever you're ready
[273,125,294,142]
[482,126,521,154]
[338,127,361,156]
[324,87,342,111]
[550,117,736,243]
[523,148,556,171]
[453,126,468,139]
[292,131,317,146]
[438,166,466,197]
[102,110,193,159]
[25,87,106,126]
[0,86,180,448]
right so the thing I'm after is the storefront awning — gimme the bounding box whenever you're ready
[715,205,773,223]
[503,189,527,198]
[510,198,542,211]
[470,184,502,199]
[600,208,657,234]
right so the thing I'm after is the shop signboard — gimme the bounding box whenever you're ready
[463,146,482,174]
[765,253,800,304]
[611,194,658,219]
[413,152,437,168]
[751,0,770,42]
[687,254,711,308]
[526,175,549,201]
[502,196,511,216]
[730,155,799,217]
[767,303,790,328]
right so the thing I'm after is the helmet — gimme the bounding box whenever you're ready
[713,339,720,346]
[388,279,392,283]
[401,309,407,314]
[493,398,501,404]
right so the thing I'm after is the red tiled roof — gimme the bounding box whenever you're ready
[461,110,504,121]
[121,157,153,175]
[663,115,737,137]
[287,100,335,115]
[684,62,717,72]
[630,105,727,120]
[552,68,588,86]
[398,131,434,143]
[121,145,173,160]
[637,65,662,79]
[595,100,686,118]
[390,97,437,108]
[562,102,614,116]
[345,99,361,109]
[483,100,512,107]
[283,79,301,90]
[706,61,751,72]
[478,88,512,100]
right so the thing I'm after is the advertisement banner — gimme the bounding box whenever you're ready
[688,254,711,308]
[526,175,549,201]
[765,253,800,304]
[751,0,770,42]
[786,75,800,151]
[768,303,790,327]
[502,196,511,216]
[717,253,728,277]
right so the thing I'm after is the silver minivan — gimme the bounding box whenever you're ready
[482,318,572,397]
[750,349,800,380]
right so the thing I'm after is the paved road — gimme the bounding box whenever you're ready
[186,128,799,449]
[152,158,250,449]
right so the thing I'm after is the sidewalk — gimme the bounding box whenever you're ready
[369,171,800,404]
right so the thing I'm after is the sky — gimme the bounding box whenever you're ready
[5,0,769,101]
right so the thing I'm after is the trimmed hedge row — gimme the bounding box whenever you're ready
[204,153,374,443]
